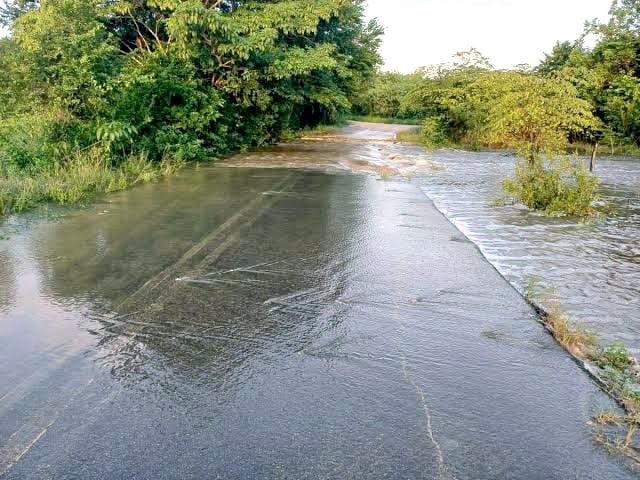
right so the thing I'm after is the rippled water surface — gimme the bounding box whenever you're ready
[417,149,640,352]
[0,123,638,479]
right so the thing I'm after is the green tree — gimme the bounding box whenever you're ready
[0,0,382,182]
[0,0,382,213]
[481,73,602,216]
[537,41,582,76]
[476,72,599,160]
[603,74,640,142]
[352,71,423,118]
[12,0,118,117]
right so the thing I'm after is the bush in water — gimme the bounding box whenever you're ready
[502,156,600,217]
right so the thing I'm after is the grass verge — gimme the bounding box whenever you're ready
[0,149,185,216]
[524,277,640,462]
[395,128,424,145]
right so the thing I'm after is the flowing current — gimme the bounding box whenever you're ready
[225,124,640,353]
[416,148,640,353]
[1,122,638,478]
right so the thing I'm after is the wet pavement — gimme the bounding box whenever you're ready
[416,149,640,353]
[0,124,637,479]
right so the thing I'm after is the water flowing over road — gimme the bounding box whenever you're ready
[417,149,640,354]
[0,123,637,479]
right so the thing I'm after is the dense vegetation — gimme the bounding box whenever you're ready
[2,0,639,217]
[0,0,382,214]
[355,1,640,215]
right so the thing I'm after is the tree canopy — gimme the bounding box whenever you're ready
[0,0,382,169]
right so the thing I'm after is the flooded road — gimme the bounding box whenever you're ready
[0,123,637,478]
[416,149,640,353]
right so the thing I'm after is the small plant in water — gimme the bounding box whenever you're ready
[529,285,598,358]
[523,276,640,460]
[502,156,600,217]
[596,342,634,372]
[595,410,623,426]
[523,276,541,301]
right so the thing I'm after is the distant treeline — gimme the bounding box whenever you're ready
[353,0,640,155]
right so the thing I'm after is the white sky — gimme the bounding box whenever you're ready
[365,0,613,72]
[1,1,613,71]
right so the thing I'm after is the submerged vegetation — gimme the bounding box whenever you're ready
[502,157,600,216]
[524,277,640,461]
[0,0,382,214]
[355,0,640,216]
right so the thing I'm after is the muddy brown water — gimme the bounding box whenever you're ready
[0,123,637,479]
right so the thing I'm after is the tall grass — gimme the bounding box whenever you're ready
[0,149,184,216]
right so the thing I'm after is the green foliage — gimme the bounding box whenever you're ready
[502,157,600,216]
[603,74,640,141]
[477,73,600,158]
[110,51,225,161]
[0,110,96,171]
[421,116,448,148]
[352,71,423,118]
[479,33,608,217]
[0,0,37,26]
[12,0,119,116]
[537,40,585,76]
[96,121,138,154]
[358,49,603,216]
[0,0,382,214]
[597,342,634,371]
[359,0,640,154]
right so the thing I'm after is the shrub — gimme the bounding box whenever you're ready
[109,52,225,163]
[502,156,600,216]
[421,116,448,148]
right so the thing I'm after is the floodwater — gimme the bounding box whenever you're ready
[0,123,637,479]
[235,123,640,352]
[417,150,640,353]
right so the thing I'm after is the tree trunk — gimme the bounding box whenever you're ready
[590,141,599,173]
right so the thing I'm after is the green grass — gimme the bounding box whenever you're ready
[596,342,634,371]
[0,150,184,216]
[525,277,640,461]
[395,128,423,145]
[538,291,598,358]
[347,115,422,126]
[569,141,640,157]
